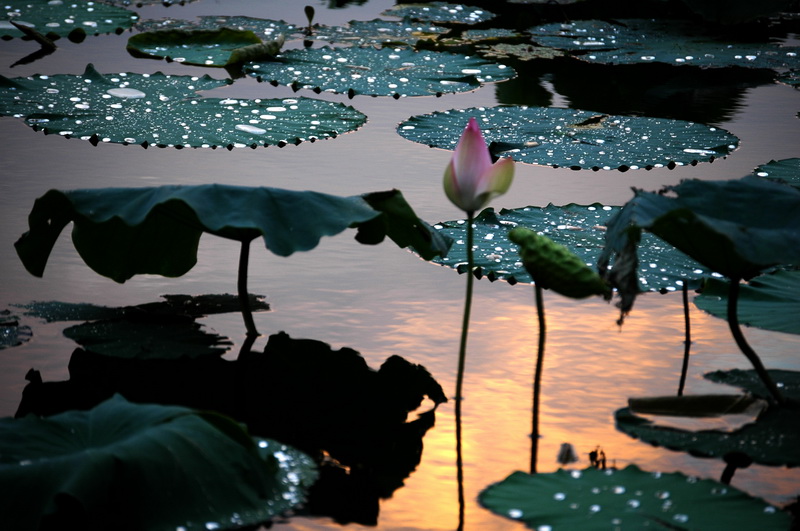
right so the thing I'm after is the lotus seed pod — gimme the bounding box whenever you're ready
[509,227,611,299]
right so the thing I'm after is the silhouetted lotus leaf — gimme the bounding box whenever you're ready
[135,15,296,38]
[307,19,447,47]
[127,28,278,67]
[0,64,366,148]
[382,3,495,24]
[754,157,800,189]
[397,106,738,170]
[244,46,514,98]
[19,294,268,322]
[0,394,317,531]
[694,270,800,335]
[528,19,800,69]
[0,0,137,40]
[479,465,790,530]
[628,394,768,418]
[705,368,800,400]
[431,204,708,292]
[0,310,32,350]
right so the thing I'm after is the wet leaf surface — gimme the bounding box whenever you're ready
[0,0,138,39]
[0,394,317,531]
[126,27,265,67]
[307,19,447,47]
[431,204,709,292]
[244,46,514,98]
[528,19,800,69]
[397,105,738,170]
[0,64,366,148]
[753,157,800,189]
[382,2,496,24]
[135,15,296,39]
[479,465,790,530]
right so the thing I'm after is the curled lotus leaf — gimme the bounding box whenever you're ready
[0,394,317,530]
[126,28,274,67]
[431,204,709,292]
[0,0,138,40]
[306,19,447,47]
[397,106,738,170]
[0,64,366,148]
[382,2,496,25]
[244,46,514,98]
[479,465,790,530]
[528,19,800,69]
[135,15,297,39]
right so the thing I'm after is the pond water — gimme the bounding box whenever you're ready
[1,1,799,529]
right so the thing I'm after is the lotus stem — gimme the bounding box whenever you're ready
[454,211,474,531]
[530,283,546,474]
[727,277,784,405]
[677,283,692,396]
[238,238,259,338]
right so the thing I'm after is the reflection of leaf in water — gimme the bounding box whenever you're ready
[480,465,790,529]
[398,105,738,170]
[0,64,366,148]
[0,309,32,350]
[0,394,317,531]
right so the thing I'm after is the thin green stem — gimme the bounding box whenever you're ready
[238,238,259,338]
[530,283,545,474]
[454,211,474,531]
[677,283,692,396]
[727,277,785,405]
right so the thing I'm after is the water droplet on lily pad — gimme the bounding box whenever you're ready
[107,88,146,99]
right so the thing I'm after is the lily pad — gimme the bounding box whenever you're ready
[15,185,450,283]
[0,310,32,350]
[431,204,709,292]
[307,19,447,47]
[0,394,317,530]
[479,465,790,530]
[135,15,297,40]
[127,28,268,67]
[244,46,514,98]
[477,43,565,61]
[528,19,800,69]
[0,0,138,40]
[753,157,800,189]
[705,368,800,401]
[0,64,366,148]
[397,106,738,170]
[694,270,800,335]
[382,3,496,25]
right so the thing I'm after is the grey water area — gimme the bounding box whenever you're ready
[1,1,799,530]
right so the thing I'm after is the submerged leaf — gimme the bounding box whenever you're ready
[398,106,738,170]
[0,394,317,530]
[245,46,514,98]
[694,270,800,335]
[0,64,366,148]
[479,465,790,529]
[14,185,449,283]
[0,0,137,39]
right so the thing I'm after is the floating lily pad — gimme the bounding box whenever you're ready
[753,157,800,188]
[244,46,514,98]
[616,369,800,468]
[776,69,800,88]
[18,294,269,322]
[528,19,800,69]
[383,3,495,25]
[307,19,447,47]
[0,0,138,40]
[135,15,297,40]
[477,43,565,61]
[127,28,267,67]
[0,394,317,530]
[479,465,790,530]
[0,310,32,350]
[694,270,800,335]
[397,106,738,170]
[0,64,366,148]
[431,205,709,292]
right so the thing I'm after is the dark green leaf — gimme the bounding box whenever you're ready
[126,28,265,67]
[0,394,317,531]
[382,3,496,25]
[245,46,514,98]
[479,465,790,530]
[135,15,297,38]
[306,19,447,47]
[753,157,800,189]
[0,64,366,148]
[705,368,800,401]
[0,0,137,39]
[397,106,738,170]
[14,185,448,283]
[528,19,800,69]
[628,394,768,418]
[694,270,800,335]
[432,205,709,292]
